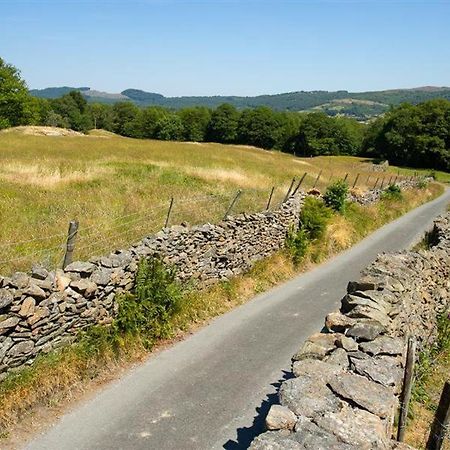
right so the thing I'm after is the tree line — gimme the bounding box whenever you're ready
[1,57,449,171]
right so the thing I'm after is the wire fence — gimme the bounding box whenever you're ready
[0,169,420,275]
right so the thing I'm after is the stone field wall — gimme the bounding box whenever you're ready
[250,212,450,450]
[0,194,305,379]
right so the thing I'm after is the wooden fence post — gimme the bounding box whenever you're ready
[397,337,416,441]
[374,177,380,189]
[426,381,450,450]
[292,172,308,195]
[393,175,398,185]
[312,170,322,189]
[366,174,371,184]
[283,177,296,202]
[266,186,275,210]
[224,190,242,219]
[352,173,360,188]
[343,173,349,183]
[164,197,174,228]
[62,220,79,269]
[380,178,385,189]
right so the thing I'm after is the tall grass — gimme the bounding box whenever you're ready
[0,129,435,274]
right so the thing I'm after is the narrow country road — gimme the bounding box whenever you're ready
[24,189,450,450]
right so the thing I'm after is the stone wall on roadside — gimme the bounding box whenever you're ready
[250,212,450,450]
[0,194,305,379]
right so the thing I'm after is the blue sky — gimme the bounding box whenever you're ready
[1,0,449,96]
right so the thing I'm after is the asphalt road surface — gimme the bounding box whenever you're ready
[25,189,450,450]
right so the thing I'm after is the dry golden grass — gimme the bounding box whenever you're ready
[0,127,446,275]
[406,350,450,450]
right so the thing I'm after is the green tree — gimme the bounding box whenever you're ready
[237,106,282,149]
[178,107,211,141]
[206,103,240,143]
[112,102,140,136]
[0,57,36,128]
[89,103,113,130]
[140,106,168,138]
[154,114,184,140]
[51,91,92,132]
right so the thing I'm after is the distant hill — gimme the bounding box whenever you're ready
[29,86,450,119]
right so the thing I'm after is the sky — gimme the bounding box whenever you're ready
[1,0,450,96]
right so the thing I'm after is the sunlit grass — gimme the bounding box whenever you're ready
[0,128,445,274]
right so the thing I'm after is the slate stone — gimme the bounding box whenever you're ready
[0,289,14,309]
[346,305,391,328]
[64,261,96,275]
[328,372,397,419]
[249,430,304,450]
[325,311,356,333]
[279,375,341,418]
[0,316,19,333]
[350,355,403,391]
[359,336,404,356]
[347,320,386,342]
[314,405,389,449]
[8,340,34,357]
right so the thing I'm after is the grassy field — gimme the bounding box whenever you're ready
[0,126,443,274]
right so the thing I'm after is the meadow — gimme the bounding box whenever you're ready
[0,127,442,274]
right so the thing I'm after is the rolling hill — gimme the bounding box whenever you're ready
[30,86,450,119]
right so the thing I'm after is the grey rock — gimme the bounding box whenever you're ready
[249,431,304,450]
[10,272,30,289]
[294,416,356,449]
[336,335,358,352]
[350,355,403,391]
[328,372,397,418]
[279,375,341,418]
[0,316,19,333]
[314,405,389,449]
[359,336,404,356]
[292,359,342,379]
[23,284,47,300]
[324,348,349,369]
[19,297,36,317]
[346,305,391,328]
[70,279,98,297]
[31,265,49,280]
[64,261,96,275]
[292,333,337,361]
[90,270,111,286]
[8,340,34,357]
[347,280,376,293]
[347,320,386,342]
[0,289,14,309]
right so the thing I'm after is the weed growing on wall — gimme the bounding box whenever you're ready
[382,184,403,201]
[115,257,184,347]
[299,197,332,240]
[323,180,349,213]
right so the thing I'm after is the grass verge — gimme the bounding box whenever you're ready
[0,182,444,442]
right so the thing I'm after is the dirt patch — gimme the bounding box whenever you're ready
[1,126,85,137]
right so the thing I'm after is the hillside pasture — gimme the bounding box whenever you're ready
[0,127,435,274]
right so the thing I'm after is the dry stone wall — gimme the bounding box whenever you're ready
[250,212,450,450]
[0,194,305,379]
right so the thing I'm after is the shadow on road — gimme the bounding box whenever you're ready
[222,370,294,450]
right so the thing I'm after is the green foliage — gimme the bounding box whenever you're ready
[114,257,184,347]
[381,184,402,200]
[0,57,37,127]
[323,180,349,213]
[293,112,363,156]
[285,227,309,265]
[178,107,211,142]
[364,99,450,171]
[206,103,239,143]
[299,197,332,240]
[413,312,450,405]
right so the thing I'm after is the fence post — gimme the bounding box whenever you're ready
[388,175,394,185]
[164,197,174,228]
[366,175,371,184]
[397,337,416,441]
[62,220,79,269]
[426,381,450,450]
[266,186,275,210]
[312,170,322,189]
[343,173,349,183]
[374,177,380,189]
[393,175,398,185]
[224,190,242,219]
[352,173,360,188]
[292,172,308,196]
[283,177,296,202]
[380,178,385,189]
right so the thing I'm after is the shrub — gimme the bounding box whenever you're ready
[285,227,309,265]
[299,197,332,240]
[323,180,349,213]
[382,184,402,200]
[417,178,428,189]
[114,256,184,347]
